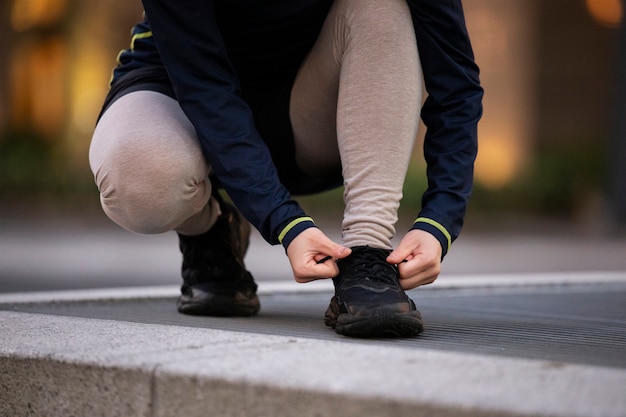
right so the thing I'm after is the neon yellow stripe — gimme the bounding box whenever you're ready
[115,31,153,65]
[278,217,314,243]
[112,30,154,83]
[414,217,452,251]
[130,31,153,50]
[114,48,126,67]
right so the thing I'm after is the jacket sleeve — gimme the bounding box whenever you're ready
[140,0,312,247]
[406,0,484,257]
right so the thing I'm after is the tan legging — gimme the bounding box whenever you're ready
[89,0,421,248]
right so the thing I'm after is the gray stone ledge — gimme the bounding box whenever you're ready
[2,311,625,417]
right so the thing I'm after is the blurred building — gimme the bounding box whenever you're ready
[0,0,143,165]
[0,0,623,223]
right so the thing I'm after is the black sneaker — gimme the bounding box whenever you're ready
[176,195,260,317]
[324,246,424,338]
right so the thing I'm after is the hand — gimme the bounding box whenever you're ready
[386,229,442,290]
[286,228,352,283]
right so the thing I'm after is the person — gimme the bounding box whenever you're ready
[89,0,483,338]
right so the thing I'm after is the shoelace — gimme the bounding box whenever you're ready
[346,249,399,284]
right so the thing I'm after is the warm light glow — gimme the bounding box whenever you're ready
[465,2,535,190]
[70,49,110,135]
[31,38,67,137]
[11,0,67,31]
[474,136,521,189]
[64,38,114,165]
[9,43,31,128]
[585,0,623,28]
[9,37,67,138]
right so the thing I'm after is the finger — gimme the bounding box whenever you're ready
[397,260,439,289]
[294,261,340,283]
[387,241,414,264]
[387,249,409,265]
[315,255,333,264]
[315,244,352,264]
[329,244,352,260]
[399,274,438,290]
[306,228,350,258]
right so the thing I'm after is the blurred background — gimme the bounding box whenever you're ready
[0,0,625,291]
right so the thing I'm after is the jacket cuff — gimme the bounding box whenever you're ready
[278,217,316,250]
[411,217,452,259]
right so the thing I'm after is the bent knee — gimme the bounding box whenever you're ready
[89,90,210,234]
[94,146,211,234]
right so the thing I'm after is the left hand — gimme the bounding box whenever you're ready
[386,229,442,290]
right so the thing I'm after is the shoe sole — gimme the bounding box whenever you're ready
[326,305,424,338]
[177,293,260,317]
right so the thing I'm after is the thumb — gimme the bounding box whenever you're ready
[332,244,352,260]
[315,244,351,264]
[387,244,411,265]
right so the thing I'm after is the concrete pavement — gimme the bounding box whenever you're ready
[1,217,626,416]
[2,216,626,291]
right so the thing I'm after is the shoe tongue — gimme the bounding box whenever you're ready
[348,246,396,281]
[351,246,389,262]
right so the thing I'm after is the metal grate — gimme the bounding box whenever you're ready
[3,283,625,368]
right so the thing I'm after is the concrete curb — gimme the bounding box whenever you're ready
[2,311,625,417]
[2,273,626,417]
[2,270,625,304]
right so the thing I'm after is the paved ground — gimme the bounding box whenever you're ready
[3,281,625,369]
[2,215,626,292]
[1,215,626,416]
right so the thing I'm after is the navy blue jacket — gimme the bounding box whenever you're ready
[112,0,483,257]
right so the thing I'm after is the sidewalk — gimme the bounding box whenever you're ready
[1,219,626,416]
[2,216,626,291]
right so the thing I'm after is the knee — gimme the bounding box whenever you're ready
[93,138,210,234]
[89,90,211,234]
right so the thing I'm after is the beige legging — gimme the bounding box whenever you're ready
[89,0,421,248]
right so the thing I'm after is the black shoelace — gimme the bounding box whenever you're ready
[343,247,399,285]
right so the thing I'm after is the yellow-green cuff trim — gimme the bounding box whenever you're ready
[414,217,452,251]
[278,217,314,244]
[130,31,153,49]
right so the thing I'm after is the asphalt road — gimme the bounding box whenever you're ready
[1,216,626,292]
